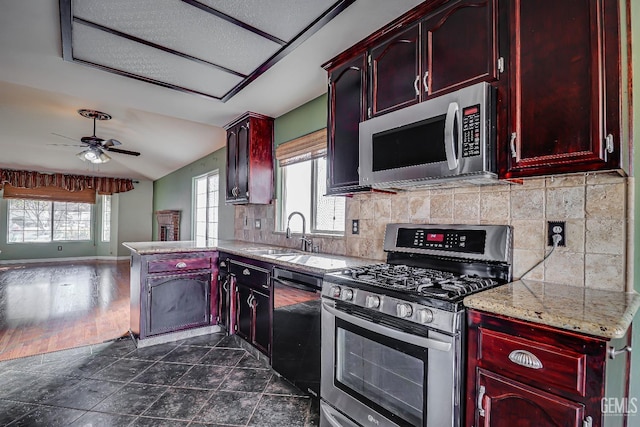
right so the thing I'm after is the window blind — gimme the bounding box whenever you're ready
[275,128,327,166]
[2,184,97,204]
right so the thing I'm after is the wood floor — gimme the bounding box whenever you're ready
[0,259,130,361]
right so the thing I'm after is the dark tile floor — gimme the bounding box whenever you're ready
[0,333,319,426]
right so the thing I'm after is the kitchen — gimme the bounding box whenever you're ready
[0,0,639,426]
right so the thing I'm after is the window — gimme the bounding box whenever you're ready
[193,171,219,246]
[7,199,92,243]
[101,195,111,242]
[280,157,345,234]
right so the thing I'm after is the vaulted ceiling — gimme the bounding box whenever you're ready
[0,0,423,181]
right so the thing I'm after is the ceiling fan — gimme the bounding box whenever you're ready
[52,109,141,164]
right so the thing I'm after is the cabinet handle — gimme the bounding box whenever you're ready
[262,284,269,290]
[477,385,486,418]
[510,132,517,158]
[247,294,253,308]
[608,345,632,359]
[508,349,543,369]
[242,268,251,276]
[413,75,420,96]
[220,261,226,268]
[422,71,429,93]
[175,262,187,269]
[604,133,614,162]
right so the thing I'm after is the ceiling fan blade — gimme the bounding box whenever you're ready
[47,143,84,147]
[102,138,122,147]
[52,132,81,143]
[104,147,141,156]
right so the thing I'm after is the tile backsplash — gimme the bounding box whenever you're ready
[235,172,629,292]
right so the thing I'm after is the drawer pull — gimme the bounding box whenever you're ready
[508,350,543,369]
[242,268,251,276]
[175,262,188,269]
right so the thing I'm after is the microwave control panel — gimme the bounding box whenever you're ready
[462,104,481,157]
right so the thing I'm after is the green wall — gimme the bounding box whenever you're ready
[153,147,234,240]
[274,93,328,146]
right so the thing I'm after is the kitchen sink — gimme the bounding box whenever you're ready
[243,247,301,256]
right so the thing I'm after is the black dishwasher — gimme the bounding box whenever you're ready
[271,267,322,398]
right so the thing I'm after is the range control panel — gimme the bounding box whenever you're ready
[462,104,481,157]
[396,228,486,254]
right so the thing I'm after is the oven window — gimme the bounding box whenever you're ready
[335,326,425,426]
[372,114,448,172]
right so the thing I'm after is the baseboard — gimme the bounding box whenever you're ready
[0,255,130,265]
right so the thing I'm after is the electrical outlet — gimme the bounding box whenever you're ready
[254,219,261,229]
[547,221,566,247]
[352,219,359,235]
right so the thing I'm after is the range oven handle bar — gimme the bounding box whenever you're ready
[322,301,452,352]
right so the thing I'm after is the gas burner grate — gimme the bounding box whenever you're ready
[340,264,499,300]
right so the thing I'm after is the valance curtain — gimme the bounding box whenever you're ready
[275,128,327,166]
[0,169,135,195]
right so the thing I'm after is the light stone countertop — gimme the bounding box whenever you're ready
[122,240,379,275]
[464,279,640,339]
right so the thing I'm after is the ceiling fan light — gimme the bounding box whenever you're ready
[76,148,110,164]
[95,151,111,164]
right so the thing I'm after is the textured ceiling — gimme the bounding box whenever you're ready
[63,0,347,100]
[0,0,424,181]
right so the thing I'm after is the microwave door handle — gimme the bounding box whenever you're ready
[444,102,459,170]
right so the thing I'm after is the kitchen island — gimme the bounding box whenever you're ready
[122,240,377,347]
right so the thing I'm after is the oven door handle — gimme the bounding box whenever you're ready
[322,301,452,352]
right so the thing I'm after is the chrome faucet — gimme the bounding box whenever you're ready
[285,211,313,252]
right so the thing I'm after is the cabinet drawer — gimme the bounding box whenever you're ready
[478,328,587,397]
[148,256,212,274]
[229,261,270,290]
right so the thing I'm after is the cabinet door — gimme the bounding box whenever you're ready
[146,272,210,336]
[501,0,620,178]
[236,119,250,203]
[426,0,497,95]
[477,370,585,427]
[327,54,367,194]
[225,127,238,201]
[252,289,271,355]
[235,282,252,341]
[370,24,421,117]
[217,271,230,330]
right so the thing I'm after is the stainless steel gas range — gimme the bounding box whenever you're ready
[320,223,513,427]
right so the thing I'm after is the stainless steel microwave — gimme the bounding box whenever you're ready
[359,82,497,189]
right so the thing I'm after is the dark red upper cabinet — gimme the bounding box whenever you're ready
[369,0,497,118]
[499,0,621,178]
[427,0,497,95]
[369,24,422,117]
[224,112,274,204]
[326,54,368,195]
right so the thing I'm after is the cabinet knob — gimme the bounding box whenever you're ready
[175,262,187,269]
[608,345,632,359]
[220,261,226,268]
[242,268,251,276]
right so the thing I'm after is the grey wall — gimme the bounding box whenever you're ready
[0,181,153,261]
